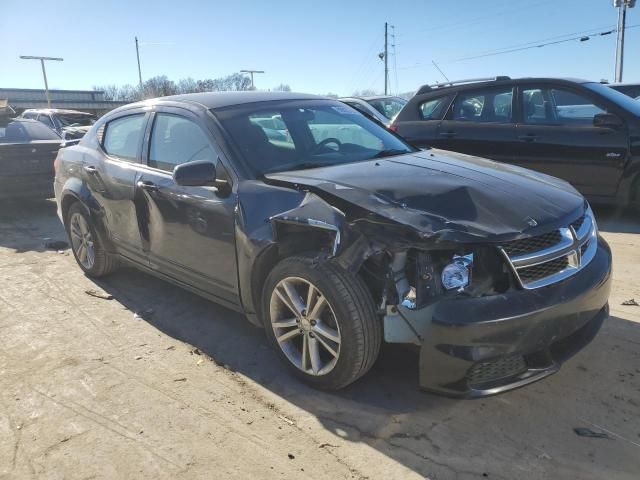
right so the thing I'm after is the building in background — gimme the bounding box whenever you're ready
[0,88,126,116]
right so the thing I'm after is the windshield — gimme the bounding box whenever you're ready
[367,97,407,120]
[57,114,96,128]
[584,82,640,117]
[214,100,415,176]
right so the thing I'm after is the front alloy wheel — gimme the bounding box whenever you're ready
[270,277,341,376]
[263,255,381,390]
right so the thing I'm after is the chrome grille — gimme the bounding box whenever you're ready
[502,230,562,257]
[500,208,597,289]
[518,256,570,283]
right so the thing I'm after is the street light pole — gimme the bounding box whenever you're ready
[135,36,143,89]
[614,0,636,82]
[19,55,63,108]
[240,70,265,90]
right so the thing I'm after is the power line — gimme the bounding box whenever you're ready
[397,0,556,39]
[398,24,639,70]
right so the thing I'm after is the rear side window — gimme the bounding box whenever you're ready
[149,113,215,172]
[419,97,449,120]
[103,114,146,161]
[451,87,513,122]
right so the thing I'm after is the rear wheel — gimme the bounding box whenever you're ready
[65,202,118,277]
[262,255,381,390]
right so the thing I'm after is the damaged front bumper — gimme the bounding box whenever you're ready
[393,236,612,398]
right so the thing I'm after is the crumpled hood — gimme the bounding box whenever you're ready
[265,149,585,242]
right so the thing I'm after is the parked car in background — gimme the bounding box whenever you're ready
[393,76,640,207]
[0,117,65,199]
[54,91,611,397]
[340,95,407,126]
[20,108,96,140]
[608,82,640,99]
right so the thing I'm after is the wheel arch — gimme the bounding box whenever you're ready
[60,178,115,252]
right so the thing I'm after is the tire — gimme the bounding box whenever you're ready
[262,255,381,390]
[65,202,118,277]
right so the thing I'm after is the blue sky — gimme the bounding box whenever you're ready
[1,0,638,95]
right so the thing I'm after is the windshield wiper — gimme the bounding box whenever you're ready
[266,161,330,174]
[371,149,410,159]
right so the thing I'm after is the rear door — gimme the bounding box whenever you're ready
[432,86,518,162]
[135,108,239,305]
[84,111,149,263]
[512,84,629,196]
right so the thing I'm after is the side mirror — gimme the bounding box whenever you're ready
[593,112,624,129]
[173,160,229,194]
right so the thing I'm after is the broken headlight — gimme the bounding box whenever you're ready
[441,254,473,291]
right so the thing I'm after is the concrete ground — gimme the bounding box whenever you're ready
[0,199,638,480]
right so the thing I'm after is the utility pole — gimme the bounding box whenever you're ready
[19,56,63,108]
[384,22,389,95]
[240,70,265,90]
[135,36,143,89]
[614,0,636,82]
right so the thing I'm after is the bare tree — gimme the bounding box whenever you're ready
[272,83,292,92]
[142,76,178,98]
[352,89,380,96]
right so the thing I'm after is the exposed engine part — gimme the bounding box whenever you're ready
[390,251,410,304]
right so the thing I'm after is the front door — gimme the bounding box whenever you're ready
[135,110,239,305]
[513,85,629,197]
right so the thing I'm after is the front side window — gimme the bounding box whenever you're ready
[522,87,605,125]
[214,100,415,176]
[149,114,215,172]
[451,87,513,122]
[102,114,146,161]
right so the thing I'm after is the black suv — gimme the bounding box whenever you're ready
[393,77,640,207]
[54,92,611,397]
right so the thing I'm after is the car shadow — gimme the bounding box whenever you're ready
[93,267,640,479]
[592,205,640,234]
[0,198,68,253]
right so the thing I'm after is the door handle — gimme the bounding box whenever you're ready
[439,131,457,138]
[518,134,539,142]
[83,165,99,175]
[137,180,159,192]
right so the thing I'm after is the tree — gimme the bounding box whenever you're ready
[272,83,292,92]
[93,84,141,102]
[352,89,380,96]
[324,92,339,98]
[142,76,178,99]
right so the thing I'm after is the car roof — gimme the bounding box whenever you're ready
[23,108,94,115]
[340,95,401,101]
[151,91,325,109]
[414,77,594,96]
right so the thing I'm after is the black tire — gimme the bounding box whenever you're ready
[262,255,382,390]
[65,202,118,277]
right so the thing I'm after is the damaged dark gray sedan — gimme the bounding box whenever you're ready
[54,92,612,397]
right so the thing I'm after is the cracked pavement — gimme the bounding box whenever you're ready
[0,199,639,480]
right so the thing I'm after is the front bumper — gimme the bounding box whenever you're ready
[418,236,612,398]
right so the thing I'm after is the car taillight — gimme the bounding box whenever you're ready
[54,155,59,175]
[389,124,398,132]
